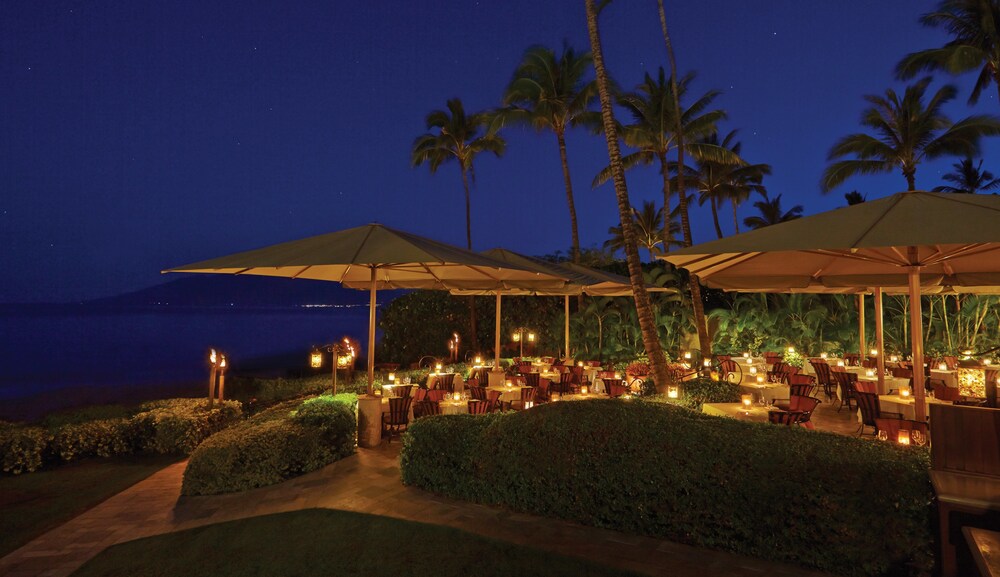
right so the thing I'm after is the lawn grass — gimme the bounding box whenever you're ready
[0,454,179,557]
[71,509,641,577]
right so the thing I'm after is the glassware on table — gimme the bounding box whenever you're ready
[911,430,926,446]
[877,430,888,442]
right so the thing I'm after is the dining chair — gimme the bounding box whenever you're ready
[811,361,835,399]
[486,389,503,413]
[874,417,928,440]
[436,373,456,392]
[855,391,903,436]
[768,410,803,426]
[468,385,487,401]
[467,399,488,415]
[933,384,960,401]
[413,399,440,419]
[522,372,540,388]
[382,396,413,444]
[832,370,858,412]
[426,389,447,402]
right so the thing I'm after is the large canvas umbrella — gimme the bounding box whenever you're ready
[164,224,569,393]
[451,248,675,367]
[662,191,1000,420]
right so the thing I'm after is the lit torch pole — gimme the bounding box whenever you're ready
[208,349,218,409]
[217,353,227,403]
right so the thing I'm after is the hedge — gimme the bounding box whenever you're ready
[653,377,742,410]
[0,398,243,475]
[181,393,357,496]
[400,399,933,577]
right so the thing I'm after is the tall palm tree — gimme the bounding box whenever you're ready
[680,130,770,238]
[896,0,1000,105]
[604,200,674,261]
[501,45,597,263]
[411,98,506,249]
[821,77,1000,192]
[933,156,1000,192]
[584,0,669,387]
[844,190,867,205]
[743,193,804,230]
[593,70,730,248]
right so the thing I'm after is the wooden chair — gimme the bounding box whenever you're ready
[832,370,858,412]
[811,361,835,399]
[606,381,629,398]
[935,384,961,401]
[435,373,456,392]
[486,389,503,413]
[426,389,447,402]
[929,404,1000,577]
[535,380,550,402]
[413,388,427,402]
[508,386,536,411]
[719,359,741,384]
[381,396,413,443]
[767,362,789,383]
[602,377,622,396]
[768,410,803,426]
[764,351,783,365]
[944,355,959,370]
[522,372,540,388]
[793,396,821,429]
[555,371,575,395]
[468,385,487,401]
[413,399,440,419]
[892,367,913,379]
[844,353,860,366]
[517,361,533,375]
[570,365,586,386]
[467,399,488,415]
[855,391,903,436]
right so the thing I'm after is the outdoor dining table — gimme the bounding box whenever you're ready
[859,393,954,422]
[488,385,532,403]
[437,399,469,415]
[930,369,959,389]
[857,375,911,395]
[733,364,768,386]
[739,382,789,403]
[702,402,774,423]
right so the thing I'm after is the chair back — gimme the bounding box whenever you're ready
[386,396,412,426]
[437,373,457,392]
[854,391,881,427]
[875,417,928,440]
[469,385,487,401]
[929,403,1000,476]
[414,400,440,418]
[789,383,815,397]
[426,389,447,402]
[854,381,877,393]
[934,384,960,401]
[788,373,815,385]
[569,365,585,384]
[397,384,413,398]
[413,388,427,402]
[486,389,503,413]
[535,380,550,401]
[943,355,958,370]
[764,351,782,365]
[520,386,536,405]
[892,367,913,378]
[717,354,732,362]
[768,410,802,425]
[604,380,628,398]
[844,353,860,366]
[517,361,533,374]
[811,362,831,383]
[790,395,820,414]
[522,372,540,388]
[467,400,488,415]
[719,359,739,381]
[473,368,491,386]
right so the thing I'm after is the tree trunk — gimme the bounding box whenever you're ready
[710,196,723,239]
[658,152,672,252]
[732,197,740,235]
[658,0,711,356]
[904,169,916,191]
[585,0,670,388]
[460,164,478,346]
[557,131,582,264]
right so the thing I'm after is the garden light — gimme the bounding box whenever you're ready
[901,388,910,397]
[741,394,752,408]
[897,430,911,445]
[667,386,679,399]
[388,372,395,382]
[310,349,323,369]
[938,362,948,371]
[453,392,461,401]
[581,385,588,395]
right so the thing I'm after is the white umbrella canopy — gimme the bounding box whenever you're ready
[450,248,676,366]
[164,223,570,392]
[662,191,1000,420]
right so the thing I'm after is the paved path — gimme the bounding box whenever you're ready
[0,443,832,577]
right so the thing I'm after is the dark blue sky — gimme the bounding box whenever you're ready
[2,0,996,302]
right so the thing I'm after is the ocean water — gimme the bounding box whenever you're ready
[0,304,371,404]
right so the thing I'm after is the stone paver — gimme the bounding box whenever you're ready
[0,439,835,577]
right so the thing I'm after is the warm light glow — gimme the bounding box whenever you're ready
[524,401,534,409]
[741,394,752,408]
[614,372,621,380]
[505,380,512,388]
[435,363,443,371]
[749,367,757,375]
[958,367,987,397]
[219,354,227,369]
[512,332,521,342]
[890,355,899,363]
[837,360,845,367]
[703,359,711,367]
[743,352,751,359]
[820,352,828,359]
[581,385,588,395]
[667,386,679,399]
[474,355,482,365]
[787,346,795,353]
[527,332,535,342]
[310,350,323,368]
[209,349,217,366]
[578,361,584,367]
[336,354,353,369]
[984,359,992,366]
[962,349,973,357]
[901,388,910,397]
[866,369,875,378]
[388,372,395,382]
[897,430,911,445]
[453,392,461,401]
[453,333,459,342]
[683,351,691,360]
[448,341,454,350]
[938,362,948,371]
[756,375,764,384]
[870,348,878,356]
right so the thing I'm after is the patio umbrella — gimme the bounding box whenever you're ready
[163,223,569,393]
[661,191,1000,420]
[451,248,675,368]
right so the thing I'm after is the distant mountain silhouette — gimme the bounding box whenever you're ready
[88,275,402,307]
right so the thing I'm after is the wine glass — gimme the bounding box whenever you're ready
[911,430,926,446]
[877,430,888,442]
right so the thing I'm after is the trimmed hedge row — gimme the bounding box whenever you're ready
[0,399,243,475]
[400,399,933,577]
[181,393,357,496]
[655,377,742,410]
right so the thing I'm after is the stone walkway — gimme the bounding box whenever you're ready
[0,442,834,577]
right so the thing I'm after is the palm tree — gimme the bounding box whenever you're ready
[680,130,770,238]
[604,200,674,261]
[584,0,670,387]
[844,190,867,205]
[896,0,1000,105]
[743,193,804,230]
[500,45,597,263]
[821,77,1000,192]
[593,70,730,248]
[411,98,506,249]
[933,156,1000,192]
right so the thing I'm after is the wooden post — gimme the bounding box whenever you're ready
[367,266,377,396]
[207,353,217,409]
[858,293,866,357]
[217,355,226,403]
[494,292,502,372]
[908,252,927,422]
[874,287,886,394]
[564,295,570,358]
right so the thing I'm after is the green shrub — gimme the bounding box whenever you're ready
[133,398,243,454]
[0,424,51,474]
[182,395,356,496]
[50,418,140,461]
[650,377,741,409]
[401,400,933,577]
[41,404,136,429]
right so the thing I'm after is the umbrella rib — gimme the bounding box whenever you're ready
[682,252,760,275]
[806,249,907,267]
[923,243,994,266]
[232,268,252,275]
[290,266,312,279]
[846,193,906,248]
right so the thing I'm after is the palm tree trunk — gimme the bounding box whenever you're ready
[904,169,916,191]
[585,0,670,388]
[658,152,672,252]
[556,131,582,264]
[710,196,723,239]
[658,0,711,356]
[460,164,478,347]
[732,197,740,234]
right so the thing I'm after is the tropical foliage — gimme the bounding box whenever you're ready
[933,156,1000,192]
[742,193,803,230]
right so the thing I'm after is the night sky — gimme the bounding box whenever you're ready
[3,0,997,303]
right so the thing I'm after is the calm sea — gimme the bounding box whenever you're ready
[0,304,370,417]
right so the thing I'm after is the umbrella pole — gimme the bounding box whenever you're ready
[874,287,886,393]
[368,266,377,396]
[908,262,927,422]
[858,294,866,356]
[494,292,502,372]
[564,295,570,358]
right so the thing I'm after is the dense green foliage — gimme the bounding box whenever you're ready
[0,399,242,475]
[72,509,641,577]
[0,454,178,557]
[401,400,933,576]
[181,394,356,495]
[650,377,741,409]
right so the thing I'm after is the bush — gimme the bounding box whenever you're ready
[401,400,933,576]
[0,424,50,474]
[651,377,741,410]
[181,395,356,495]
[51,418,141,461]
[133,398,243,455]
[41,404,136,429]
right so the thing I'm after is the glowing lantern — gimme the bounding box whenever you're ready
[870,348,878,356]
[683,352,691,360]
[667,386,679,399]
[388,372,395,383]
[890,354,899,363]
[703,359,712,367]
[741,394,752,408]
[435,362,443,372]
[901,388,911,397]
[613,372,621,380]
[938,362,948,371]
[743,352,751,359]
[820,352,828,360]
[452,392,461,401]
[749,367,757,375]
[578,361,584,367]
[837,360,845,367]
[512,332,521,342]
[505,380,512,388]
[756,375,764,384]
[866,369,875,378]
[527,332,535,342]
[787,346,795,354]
[474,355,482,365]
[897,430,911,445]
[581,385,588,395]
[310,349,323,369]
